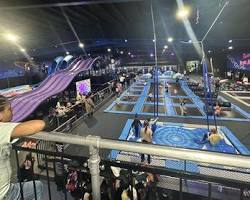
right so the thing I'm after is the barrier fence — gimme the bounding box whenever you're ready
[12,131,250,200]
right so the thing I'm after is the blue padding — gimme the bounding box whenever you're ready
[165,160,199,173]
[180,81,206,116]
[219,96,250,119]
[134,82,150,113]
[220,126,250,155]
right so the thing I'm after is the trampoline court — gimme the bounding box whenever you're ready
[105,80,250,121]
[110,119,250,174]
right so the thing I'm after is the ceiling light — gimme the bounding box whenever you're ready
[20,48,26,52]
[107,48,111,52]
[79,43,84,48]
[120,51,124,54]
[228,39,232,43]
[164,45,168,49]
[168,37,173,42]
[128,52,131,55]
[5,33,18,42]
[228,46,233,50]
[176,6,190,19]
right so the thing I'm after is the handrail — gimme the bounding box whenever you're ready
[28,131,250,169]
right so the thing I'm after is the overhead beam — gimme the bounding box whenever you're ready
[0,0,144,10]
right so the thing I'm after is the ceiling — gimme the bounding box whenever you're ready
[0,0,250,63]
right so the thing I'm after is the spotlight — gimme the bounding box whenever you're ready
[228,46,233,50]
[5,33,18,42]
[168,37,173,42]
[20,48,26,52]
[176,6,190,19]
[228,39,232,43]
[107,48,111,52]
[128,52,131,55]
[120,51,124,54]
[164,45,168,49]
[66,51,70,55]
[125,39,128,43]
[79,43,84,48]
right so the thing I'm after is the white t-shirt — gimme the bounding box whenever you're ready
[0,122,19,199]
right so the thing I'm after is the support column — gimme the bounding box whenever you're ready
[87,136,101,200]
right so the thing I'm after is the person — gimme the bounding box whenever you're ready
[180,100,187,116]
[214,102,221,117]
[148,117,158,134]
[243,74,248,84]
[215,78,220,91]
[140,121,152,164]
[202,128,223,146]
[115,97,121,106]
[131,114,142,138]
[148,93,153,102]
[0,94,45,200]
[84,93,95,117]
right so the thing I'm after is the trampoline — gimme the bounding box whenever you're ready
[169,83,187,96]
[172,98,193,104]
[148,85,164,95]
[111,103,134,112]
[128,90,142,95]
[120,96,139,102]
[219,109,246,119]
[131,86,144,90]
[175,106,203,116]
[241,99,250,104]
[145,96,164,103]
[142,105,166,114]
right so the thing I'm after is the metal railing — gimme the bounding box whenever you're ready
[13,131,250,200]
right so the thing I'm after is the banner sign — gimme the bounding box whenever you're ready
[227,53,250,71]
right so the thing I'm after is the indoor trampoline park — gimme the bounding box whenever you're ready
[0,0,250,200]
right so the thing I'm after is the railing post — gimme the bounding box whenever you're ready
[87,136,101,200]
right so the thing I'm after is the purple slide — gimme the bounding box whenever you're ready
[10,57,98,122]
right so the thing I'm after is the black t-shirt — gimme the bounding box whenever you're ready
[132,118,142,128]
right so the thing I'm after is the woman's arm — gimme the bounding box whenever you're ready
[11,120,45,138]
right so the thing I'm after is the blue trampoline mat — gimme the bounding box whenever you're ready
[129,125,239,154]
[110,120,250,173]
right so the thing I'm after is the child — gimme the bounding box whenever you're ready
[180,100,187,116]
[0,95,45,200]
[214,102,221,117]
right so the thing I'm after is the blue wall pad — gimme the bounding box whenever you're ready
[180,81,206,116]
